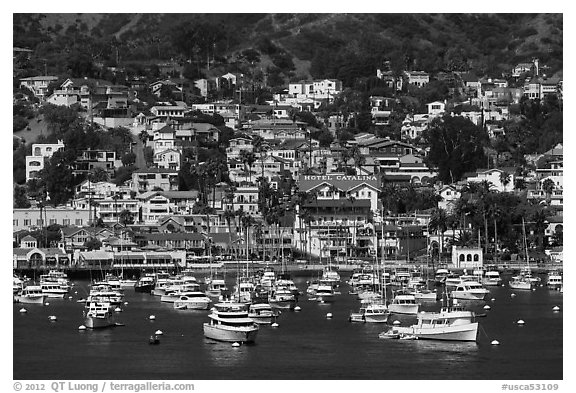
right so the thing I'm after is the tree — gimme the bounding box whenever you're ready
[423,115,489,184]
[84,237,102,251]
[429,207,448,255]
[14,185,31,208]
[542,178,555,204]
[39,151,76,206]
[118,209,135,226]
[91,167,110,183]
[499,171,511,192]
[121,152,136,166]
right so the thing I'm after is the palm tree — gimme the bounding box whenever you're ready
[541,178,555,205]
[239,150,257,184]
[499,171,511,192]
[223,209,237,259]
[429,207,448,258]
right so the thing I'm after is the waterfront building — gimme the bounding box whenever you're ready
[13,207,91,232]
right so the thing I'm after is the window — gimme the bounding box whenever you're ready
[24,219,31,226]
[75,219,83,226]
[63,219,70,226]
[49,219,57,225]
[367,191,371,197]
[473,254,479,262]
[13,219,18,226]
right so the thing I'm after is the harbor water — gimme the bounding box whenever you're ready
[13,273,562,380]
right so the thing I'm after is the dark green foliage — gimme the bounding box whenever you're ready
[114,165,137,186]
[423,115,489,184]
[121,152,136,166]
[39,150,77,207]
[13,116,29,132]
[14,185,31,208]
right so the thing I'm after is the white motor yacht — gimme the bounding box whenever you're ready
[248,303,279,325]
[205,279,228,298]
[349,300,389,323]
[40,283,68,298]
[15,285,46,304]
[83,301,116,329]
[381,304,478,342]
[546,271,563,290]
[173,293,211,310]
[451,281,490,301]
[203,302,259,343]
[482,270,502,286]
[388,292,419,315]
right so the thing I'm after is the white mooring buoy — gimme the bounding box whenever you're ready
[232,342,240,347]
[149,315,156,320]
[155,330,163,335]
[491,340,500,345]
[124,302,129,305]
[553,306,560,312]
[393,320,401,326]
[271,322,279,328]
[491,298,496,302]
[114,307,122,312]
[517,319,525,325]
[78,325,86,330]
[484,305,491,310]
[511,293,516,298]
[19,308,27,313]
[49,315,57,321]
[294,305,301,311]
[45,302,50,306]
[326,313,333,319]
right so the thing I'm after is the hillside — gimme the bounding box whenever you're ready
[13,13,563,85]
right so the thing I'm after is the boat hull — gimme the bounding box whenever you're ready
[203,324,259,343]
[397,322,478,342]
[509,281,533,290]
[388,304,419,315]
[84,316,116,329]
[174,300,211,310]
[15,295,46,304]
[134,284,154,293]
[451,291,488,301]
[43,291,66,298]
[364,313,389,323]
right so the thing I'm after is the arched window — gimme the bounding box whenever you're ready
[459,254,465,262]
[34,147,41,156]
[467,254,472,261]
[473,254,479,262]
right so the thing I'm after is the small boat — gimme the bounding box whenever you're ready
[412,287,438,302]
[349,301,389,323]
[386,304,478,342]
[134,276,155,293]
[269,286,297,310]
[83,301,116,329]
[314,281,336,303]
[203,302,259,343]
[149,335,160,345]
[509,275,534,290]
[321,267,341,286]
[482,270,502,286]
[173,293,211,310]
[205,279,228,298]
[546,271,563,290]
[248,303,279,325]
[451,281,490,301]
[15,285,46,304]
[388,292,419,315]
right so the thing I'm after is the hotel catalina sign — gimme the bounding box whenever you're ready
[302,175,377,181]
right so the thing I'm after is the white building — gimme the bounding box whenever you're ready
[25,140,65,182]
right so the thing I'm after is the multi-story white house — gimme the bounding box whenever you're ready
[226,137,254,159]
[437,185,461,213]
[95,196,139,224]
[152,125,176,153]
[25,140,66,182]
[150,104,187,118]
[131,168,179,193]
[227,187,260,216]
[45,89,79,107]
[405,71,429,87]
[464,168,515,192]
[19,76,58,99]
[426,101,446,117]
[153,148,181,170]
